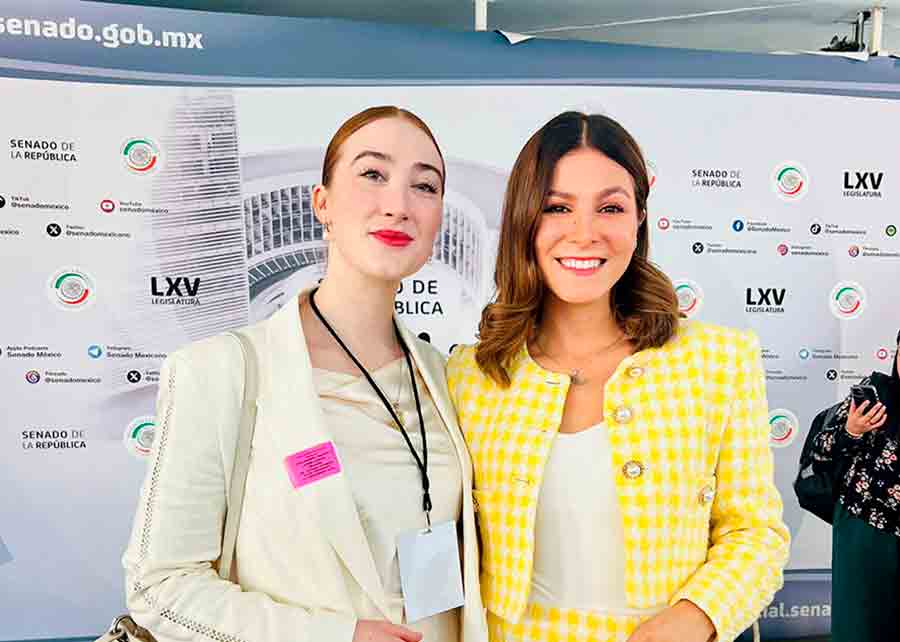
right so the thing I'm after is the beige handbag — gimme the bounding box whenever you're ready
[94,331,259,642]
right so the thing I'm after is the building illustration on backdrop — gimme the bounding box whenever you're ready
[148,89,249,340]
[102,89,250,443]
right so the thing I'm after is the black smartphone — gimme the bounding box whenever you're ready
[850,384,879,407]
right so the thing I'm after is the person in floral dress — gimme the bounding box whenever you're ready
[811,329,900,641]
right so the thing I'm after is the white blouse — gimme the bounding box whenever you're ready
[313,357,462,641]
[530,423,665,617]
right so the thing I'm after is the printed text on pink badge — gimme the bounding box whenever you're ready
[284,441,341,489]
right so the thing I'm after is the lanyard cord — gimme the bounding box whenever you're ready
[308,287,432,524]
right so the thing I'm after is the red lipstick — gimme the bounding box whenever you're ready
[372,230,413,247]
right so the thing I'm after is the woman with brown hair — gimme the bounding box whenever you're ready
[123,106,487,642]
[447,111,789,642]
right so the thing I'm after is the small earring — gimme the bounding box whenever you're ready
[323,221,331,240]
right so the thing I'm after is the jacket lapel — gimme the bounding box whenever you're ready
[259,296,390,618]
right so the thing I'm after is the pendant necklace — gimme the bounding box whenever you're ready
[536,333,627,386]
[392,356,407,426]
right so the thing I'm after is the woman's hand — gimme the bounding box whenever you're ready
[626,600,715,642]
[352,620,423,642]
[846,399,887,437]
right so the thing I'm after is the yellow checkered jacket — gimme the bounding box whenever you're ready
[447,321,790,642]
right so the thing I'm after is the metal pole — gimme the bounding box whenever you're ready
[855,11,865,48]
[870,6,884,54]
[474,0,488,31]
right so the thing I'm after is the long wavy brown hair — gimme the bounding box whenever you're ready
[475,111,681,386]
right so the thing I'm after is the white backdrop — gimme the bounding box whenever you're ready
[1,78,898,639]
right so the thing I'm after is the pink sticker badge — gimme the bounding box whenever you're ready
[284,441,342,489]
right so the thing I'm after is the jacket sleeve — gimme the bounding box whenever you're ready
[670,330,791,642]
[121,345,357,642]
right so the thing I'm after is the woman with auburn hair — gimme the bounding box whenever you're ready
[123,106,487,642]
[447,111,789,642]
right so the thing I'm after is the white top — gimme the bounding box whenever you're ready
[530,423,665,616]
[313,357,462,640]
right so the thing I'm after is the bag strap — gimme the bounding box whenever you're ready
[218,330,260,581]
[95,615,157,642]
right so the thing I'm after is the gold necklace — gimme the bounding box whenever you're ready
[303,296,408,423]
[392,357,406,426]
[535,332,627,386]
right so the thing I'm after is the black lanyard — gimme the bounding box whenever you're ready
[308,287,432,527]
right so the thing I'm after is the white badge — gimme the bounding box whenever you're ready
[396,520,465,623]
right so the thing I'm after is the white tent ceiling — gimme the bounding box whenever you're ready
[501,1,895,52]
[149,0,896,53]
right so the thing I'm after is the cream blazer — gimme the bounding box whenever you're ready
[122,295,487,642]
